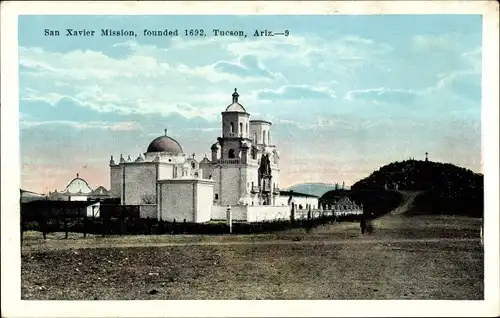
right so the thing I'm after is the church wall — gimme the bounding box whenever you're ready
[271,167,280,191]
[246,206,289,222]
[218,166,244,206]
[275,195,319,210]
[158,163,174,179]
[122,163,157,205]
[250,121,271,145]
[222,112,250,139]
[110,165,122,198]
[159,181,194,222]
[211,205,248,221]
[196,182,214,223]
[211,205,289,222]
[199,162,212,179]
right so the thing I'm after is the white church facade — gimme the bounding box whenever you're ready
[108,89,307,223]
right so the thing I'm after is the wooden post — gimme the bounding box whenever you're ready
[64,205,68,239]
[20,216,25,245]
[226,206,232,234]
[119,206,124,236]
[83,207,87,238]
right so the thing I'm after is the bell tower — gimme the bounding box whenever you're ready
[219,88,251,160]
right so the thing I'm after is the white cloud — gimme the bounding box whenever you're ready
[345,87,419,105]
[20,120,142,131]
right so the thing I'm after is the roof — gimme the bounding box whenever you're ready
[279,190,319,198]
[91,186,111,196]
[223,88,248,113]
[250,119,272,125]
[65,175,92,194]
[147,135,183,154]
[224,102,247,113]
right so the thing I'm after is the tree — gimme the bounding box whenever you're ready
[141,194,156,204]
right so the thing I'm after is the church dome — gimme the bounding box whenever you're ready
[224,88,247,113]
[225,102,247,113]
[147,133,183,154]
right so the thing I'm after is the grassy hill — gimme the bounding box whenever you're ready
[350,159,483,217]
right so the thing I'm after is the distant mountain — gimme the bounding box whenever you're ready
[284,183,348,197]
[350,159,483,217]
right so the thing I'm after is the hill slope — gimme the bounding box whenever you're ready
[351,160,483,217]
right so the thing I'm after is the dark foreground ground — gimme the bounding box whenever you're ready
[21,214,483,300]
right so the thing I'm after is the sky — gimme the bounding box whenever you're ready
[18,15,483,193]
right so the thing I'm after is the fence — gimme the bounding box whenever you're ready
[21,202,365,239]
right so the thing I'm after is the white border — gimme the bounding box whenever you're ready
[1,1,499,317]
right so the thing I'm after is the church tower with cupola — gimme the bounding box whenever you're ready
[210,89,280,206]
[217,88,251,161]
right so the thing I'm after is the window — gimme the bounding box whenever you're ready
[214,194,219,200]
[230,122,234,133]
[239,122,243,136]
[191,162,195,169]
[262,130,266,144]
[253,131,257,143]
[228,149,235,158]
[194,172,199,178]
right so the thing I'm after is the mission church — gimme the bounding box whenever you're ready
[42,89,320,222]
[107,89,317,222]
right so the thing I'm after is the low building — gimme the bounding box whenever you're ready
[48,173,111,201]
[276,190,320,210]
[20,189,47,203]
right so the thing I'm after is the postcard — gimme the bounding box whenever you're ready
[1,1,499,317]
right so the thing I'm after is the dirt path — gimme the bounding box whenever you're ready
[387,191,421,216]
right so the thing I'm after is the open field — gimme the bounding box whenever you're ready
[21,214,483,300]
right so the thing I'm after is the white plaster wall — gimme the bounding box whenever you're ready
[211,205,226,220]
[158,163,174,179]
[123,163,157,205]
[199,162,212,179]
[291,197,319,210]
[246,206,289,222]
[211,205,248,221]
[139,204,158,219]
[194,182,213,222]
[160,182,194,222]
[69,196,88,201]
[275,195,290,206]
